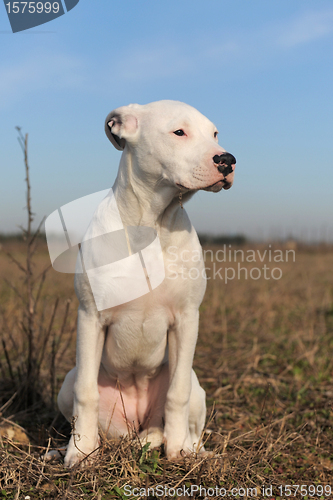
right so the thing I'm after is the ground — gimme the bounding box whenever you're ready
[0,238,333,499]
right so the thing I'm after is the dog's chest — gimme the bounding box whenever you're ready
[100,294,171,374]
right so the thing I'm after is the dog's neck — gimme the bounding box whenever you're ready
[112,151,192,230]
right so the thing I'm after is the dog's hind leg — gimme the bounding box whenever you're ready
[189,369,206,454]
[57,367,76,422]
[43,368,76,463]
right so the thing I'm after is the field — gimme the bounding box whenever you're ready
[1,237,333,499]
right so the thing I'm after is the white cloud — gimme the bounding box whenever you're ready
[104,38,242,83]
[277,8,333,47]
[0,51,84,109]
[108,45,195,82]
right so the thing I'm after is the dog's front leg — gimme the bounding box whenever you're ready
[164,308,200,459]
[64,306,105,467]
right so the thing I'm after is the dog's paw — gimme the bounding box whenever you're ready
[42,446,67,462]
[165,436,195,460]
[64,435,99,467]
[139,427,164,449]
[166,447,214,461]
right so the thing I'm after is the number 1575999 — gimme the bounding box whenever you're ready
[5,2,60,14]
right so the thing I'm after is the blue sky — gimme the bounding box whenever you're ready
[1,0,332,241]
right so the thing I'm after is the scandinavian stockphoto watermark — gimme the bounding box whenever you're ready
[166,244,296,283]
[45,188,294,312]
[3,0,80,33]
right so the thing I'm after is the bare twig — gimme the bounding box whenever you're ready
[37,297,59,370]
[1,339,15,383]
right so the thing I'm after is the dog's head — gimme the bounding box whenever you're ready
[105,100,236,193]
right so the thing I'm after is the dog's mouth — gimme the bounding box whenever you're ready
[176,179,232,193]
[176,183,192,191]
[203,179,232,192]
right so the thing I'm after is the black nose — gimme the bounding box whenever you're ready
[213,152,236,176]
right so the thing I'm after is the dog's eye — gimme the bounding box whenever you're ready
[173,130,185,136]
[214,131,218,138]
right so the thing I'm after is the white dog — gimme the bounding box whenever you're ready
[57,100,236,466]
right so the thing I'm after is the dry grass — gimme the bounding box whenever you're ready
[1,239,333,499]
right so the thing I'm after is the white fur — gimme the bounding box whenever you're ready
[57,100,235,466]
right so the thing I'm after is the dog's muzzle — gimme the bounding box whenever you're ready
[213,152,236,176]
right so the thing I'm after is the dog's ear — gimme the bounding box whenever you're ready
[105,106,139,151]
